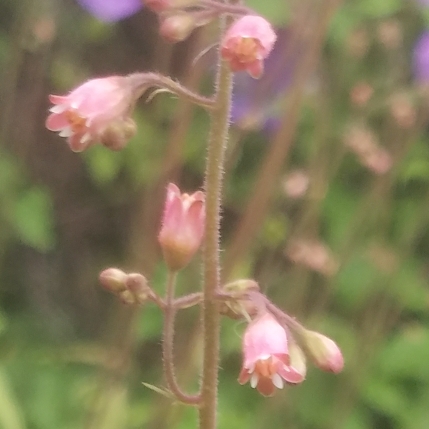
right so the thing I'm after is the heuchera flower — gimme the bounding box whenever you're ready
[158,183,205,271]
[221,15,277,79]
[76,0,143,22]
[46,76,136,152]
[413,31,429,84]
[238,313,306,396]
[231,28,292,131]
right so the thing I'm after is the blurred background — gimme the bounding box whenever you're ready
[1,0,429,428]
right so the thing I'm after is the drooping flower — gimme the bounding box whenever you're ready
[221,15,277,78]
[76,0,143,22]
[238,312,306,396]
[158,183,205,271]
[46,76,136,152]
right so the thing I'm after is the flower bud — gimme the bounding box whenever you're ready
[301,330,344,373]
[99,117,137,151]
[99,268,128,293]
[158,183,205,271]
[288,341,307,380]
[223,279,260,295]
[119,289,136,305]
[126,273,150,304]
[220,298,259,321]
[221,15,277,78]
[160,13,196,43]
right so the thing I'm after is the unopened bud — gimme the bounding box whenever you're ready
[126,273,150,304]
[159,183,205,271]
[288,341,307,381]
[99,268,128,293]
[119,289,136,305]
[100,117,137,151]
[223,279,260,295]
[160,13,196,43]
[220,298,259,321]
[301,330,344,373]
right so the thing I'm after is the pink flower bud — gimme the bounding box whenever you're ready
[221,15,277,79]
[46,76,136,152]
[238,313,306,397]
[302,330,344,373]
[158,183,205,271]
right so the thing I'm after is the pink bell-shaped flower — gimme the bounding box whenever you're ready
[46,76,136,152]
[238,313,306,396]
[221,15,277,79]
[158,183,205,271]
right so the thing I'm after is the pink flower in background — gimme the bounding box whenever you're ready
[76,0,143,22]
[158,183,205,271]
[238,313,305,396]
[46,76,135,152]
[221,15,277,78]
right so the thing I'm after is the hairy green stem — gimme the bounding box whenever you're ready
[163,270,201,405]
[199,20,233,429]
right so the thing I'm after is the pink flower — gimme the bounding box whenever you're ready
[46,76,135,152]
[221,15,277,79]
[158,183,205,271]
[238,313,306,396]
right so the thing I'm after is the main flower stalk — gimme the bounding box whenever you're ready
[199,17,233,429]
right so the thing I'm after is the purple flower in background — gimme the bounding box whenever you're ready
[76,0,143,22]
[230,28,296,132]
[413,31,429,83]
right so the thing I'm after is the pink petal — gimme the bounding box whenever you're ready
[238,368,251,385]
[247,60,264,79]
[277,364,305,384]
[49,94,68,105]
[256,378,275,397]
[45,113,69,131]
[186,199,205,241]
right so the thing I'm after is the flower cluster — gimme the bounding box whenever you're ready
[45,0,344,409]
